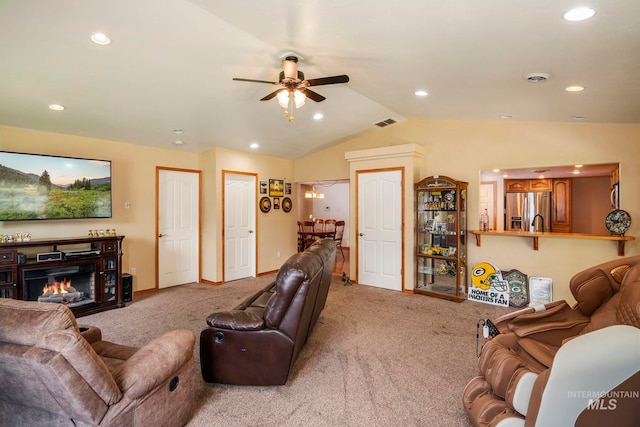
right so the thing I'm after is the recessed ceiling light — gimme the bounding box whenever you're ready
[249,142,259,149]
[313,113,324,120]
[492,169,500,173]
[90,32,111,45]
[48,104,65,111]
[500,115,512,119]
[572,170,581,174]
[174,140,184,146]
[571,116,585,120]
[565,86,584,92]
[575,164,583,168]
[414,90,428,97]
[563,7,596,22]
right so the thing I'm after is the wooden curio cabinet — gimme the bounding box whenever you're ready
[415,176,468,302]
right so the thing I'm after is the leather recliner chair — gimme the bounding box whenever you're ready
[200,238,337,386]
[0,299,196,427]
[463,256,640,427]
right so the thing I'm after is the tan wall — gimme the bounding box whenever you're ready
[294,119,640,304]
[207,147,296,282]
[3,118,639,304]
[0,126,200,293]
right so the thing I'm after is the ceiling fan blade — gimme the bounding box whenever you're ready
[260,89,283,101]
[300,88,326,102]
[305,75,349,87]
[233,77,280,85]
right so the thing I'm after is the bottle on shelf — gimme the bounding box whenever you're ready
[480,209,489,231]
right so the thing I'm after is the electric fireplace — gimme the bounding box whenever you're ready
[21,262,96,308]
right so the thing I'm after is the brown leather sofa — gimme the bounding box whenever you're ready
[0,299,196,427]
[463,256,640,427]
[200,238,337,385]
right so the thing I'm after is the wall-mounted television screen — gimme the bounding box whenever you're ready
[0,151,112,221]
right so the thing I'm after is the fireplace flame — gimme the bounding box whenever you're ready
[42,279,72,295]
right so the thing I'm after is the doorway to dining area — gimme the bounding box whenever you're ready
[298,180,350,250]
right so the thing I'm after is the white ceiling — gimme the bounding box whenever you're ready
[1,1,638,159]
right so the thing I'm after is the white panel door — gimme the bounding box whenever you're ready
[158,169,199,288]
[224,173,256,282]
[357,170,402,291]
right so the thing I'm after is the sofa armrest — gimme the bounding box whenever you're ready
[78,325,102,343]
[493,300,568,331]
[112,329,195,400]
[206,310,265,331]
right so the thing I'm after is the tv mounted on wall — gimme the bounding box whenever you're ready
[0,151,112,221]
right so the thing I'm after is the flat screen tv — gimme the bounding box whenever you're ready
[0,151,112,221]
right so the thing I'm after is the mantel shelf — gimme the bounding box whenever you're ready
[468,230,635,256]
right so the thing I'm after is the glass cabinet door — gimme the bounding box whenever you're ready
[103,257,117,302]
[0,269,15,299]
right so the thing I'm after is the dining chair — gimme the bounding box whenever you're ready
[313,218,325,232]
[324,219,337,234]
[297,221,306,252]
[333,220,345,259]
[301,220,316,249]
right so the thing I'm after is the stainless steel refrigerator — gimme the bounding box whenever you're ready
[505,192,551,232]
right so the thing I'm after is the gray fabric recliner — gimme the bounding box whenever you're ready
[0,299,196,427]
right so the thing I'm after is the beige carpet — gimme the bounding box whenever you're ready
[81,273,512,427]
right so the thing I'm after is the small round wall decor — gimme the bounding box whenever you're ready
[282,197,292,213]
[605,209,631,235]
[259,197,271,213]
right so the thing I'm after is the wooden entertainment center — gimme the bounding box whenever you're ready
[0,236,124,317]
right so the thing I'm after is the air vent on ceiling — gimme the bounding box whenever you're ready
[523,72,552,83]
[374,118,397,128]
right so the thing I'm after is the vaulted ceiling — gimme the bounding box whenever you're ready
[1,1,638,159]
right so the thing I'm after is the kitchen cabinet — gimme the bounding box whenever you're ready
[415,175,467,302]
[552,179,572,233]
[505,179,551,192]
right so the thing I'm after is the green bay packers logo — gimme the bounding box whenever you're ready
[472,262,508,291]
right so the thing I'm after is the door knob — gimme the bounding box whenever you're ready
[359,233,365,236]
[248,230,254,234]
[158,234,164,238]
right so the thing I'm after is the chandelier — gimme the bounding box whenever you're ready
[304,186,324,199]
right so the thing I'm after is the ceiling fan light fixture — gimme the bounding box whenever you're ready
[293,89,306,108]
[277,90,289,108]
[277,89,306,109]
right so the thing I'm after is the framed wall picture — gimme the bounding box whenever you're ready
[285,182,292,195]
[260,181,268,194]
[269,179,284,197]
[273,197,280,209]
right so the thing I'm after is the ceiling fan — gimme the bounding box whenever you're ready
[233,55,349,119]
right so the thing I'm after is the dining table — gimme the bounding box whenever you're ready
[298,230,336,250]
